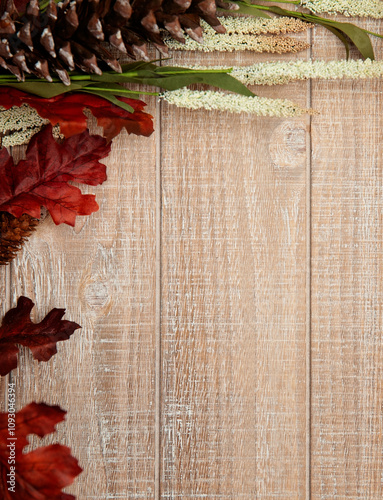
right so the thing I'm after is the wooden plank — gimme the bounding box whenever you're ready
[8,120,157,499]
[0,266,9,412]
[160,51,308,498]
[311,21,383,499]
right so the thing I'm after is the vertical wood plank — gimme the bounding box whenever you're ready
[0,267,8,412]
[311,21,383,499]
[8,119,157,498]
[160,50,308,498]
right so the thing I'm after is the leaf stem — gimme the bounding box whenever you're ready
[254,0,300,3]
[68,75,92,81]
[156,69,229,74]
[364,29,383,39]
[87,87,159,96]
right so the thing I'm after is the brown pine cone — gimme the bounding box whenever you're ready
[0,212,39,265]
[0,0,225,84]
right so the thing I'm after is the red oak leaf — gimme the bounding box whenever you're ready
[0,88,154,141]
[0,125,110,225]
[0,296,80,376]
[0,402,82,500]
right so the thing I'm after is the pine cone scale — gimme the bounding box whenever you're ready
[0,13,15,34]
[0,212,39,265]
[113,0,132,20]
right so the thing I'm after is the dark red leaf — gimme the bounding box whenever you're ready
[0,296,80,376]
[0,125,110,225]
[88,96,154,142]
[0,88,154,141]
[0,402,82,499]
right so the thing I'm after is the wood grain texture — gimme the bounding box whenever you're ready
[160,49,308,498]
[0,266,8,412]
[7,117,157,499]
[310,20,383,499]
[2,14,383,499]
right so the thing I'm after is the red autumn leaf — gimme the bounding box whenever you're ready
[0,402,82,500]
[0,125,110,226]
[90,97,154,142]
[0,87,154,141]
[0,296,80,376]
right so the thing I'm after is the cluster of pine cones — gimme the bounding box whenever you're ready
[0,0,228,85]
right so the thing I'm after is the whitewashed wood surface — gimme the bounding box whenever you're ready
[1,13,383,500]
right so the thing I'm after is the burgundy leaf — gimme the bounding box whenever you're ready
[0,125,111,226]
[0,296,80,376]
[0,402,82,499]
[0,88,154,141]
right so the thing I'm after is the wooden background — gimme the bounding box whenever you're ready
[1,11,383,500]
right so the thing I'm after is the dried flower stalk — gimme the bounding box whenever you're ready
[161,89,316,117]
[164,16,311,53]
[0,105,63,147]
[301,0,383,18]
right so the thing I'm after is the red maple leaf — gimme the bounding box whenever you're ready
[0,125,110,225]
[0,296,80,376]
[0,88,154,141]
[0,402,82,499]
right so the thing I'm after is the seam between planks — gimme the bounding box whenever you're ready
[306,27,313,500]
[4,192,12,406]
[305,100,312,500]
[4,265,12,408]
[155,94,162,500]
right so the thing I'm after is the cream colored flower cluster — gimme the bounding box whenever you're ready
[164,17,310,54]
[187,59,383,86]
[216,16,311,35]
[165,33,309,54]
[0,104,48,147]
[0,104,47,132]
[160,89,314,117]
[0,104,61,147]
[301,0,383,18]
[229,59,383,86]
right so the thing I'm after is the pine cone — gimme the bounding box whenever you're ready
[0,0,225,84]
[0,212,39,265]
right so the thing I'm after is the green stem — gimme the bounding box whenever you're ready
[158,69,228,74]
[244,3,298,14]
[68,75,92,81]
[365,29,383,39]
[87,87,159,95]
[255,0,300,3]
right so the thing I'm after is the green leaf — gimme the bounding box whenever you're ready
[0,62,254,107]
[85,82,158,97]
[91,64,254,96]
[2,80,93,97]
[317,23,350,59]
[262,5,374,60]
[120,61,163,72]
[319,20,374,60]
[91,68,158,83]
